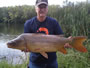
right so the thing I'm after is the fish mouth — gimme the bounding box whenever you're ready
[7,41,16,48]
[7,41,25,50]
[7,42,12,48]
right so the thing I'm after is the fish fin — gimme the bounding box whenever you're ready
[71,36,87,52]
[40,52,48,59]
[58,47,67,54]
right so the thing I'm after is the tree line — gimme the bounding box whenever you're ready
[0,2,90,38]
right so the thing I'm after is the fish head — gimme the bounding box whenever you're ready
[7,35,26,51]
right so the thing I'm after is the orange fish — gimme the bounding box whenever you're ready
[37,27,49,35]
[7,33,87,59]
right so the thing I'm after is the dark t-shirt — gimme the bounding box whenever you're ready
[24,16,64,63]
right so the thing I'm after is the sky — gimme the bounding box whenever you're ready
[0,0,87,7]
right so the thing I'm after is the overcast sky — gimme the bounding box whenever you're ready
[0,0,87,7]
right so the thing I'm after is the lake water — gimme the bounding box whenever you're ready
[0,23,29,64]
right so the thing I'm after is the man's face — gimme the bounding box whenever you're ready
[35,4,48,17]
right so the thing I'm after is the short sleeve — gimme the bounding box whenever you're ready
[54,20,64,35]
[24,20,31,33]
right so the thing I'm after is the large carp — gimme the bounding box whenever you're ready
[7,33,87,58]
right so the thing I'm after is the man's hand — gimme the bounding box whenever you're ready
[64,36,72,48]
[22,49,30,52]
[64,43,72,48]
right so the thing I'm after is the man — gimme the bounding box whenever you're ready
[24,0,71,68]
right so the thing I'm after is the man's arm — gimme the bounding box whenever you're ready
[53,20,64,35]
[24,20,31,33]
[23,21,31,52]
[54,21,72,48]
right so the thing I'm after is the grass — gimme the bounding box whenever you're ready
[57,41,90,68]
[0,60,27,68]
[0,43,90,68]
[57,50,89,68]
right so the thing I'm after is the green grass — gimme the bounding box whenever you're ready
[0,43,90,68]
[0,60,27,68]
[57,42,90,68]
[57,50,89,68]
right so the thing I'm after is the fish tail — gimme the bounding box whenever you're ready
[70,36,87,52]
